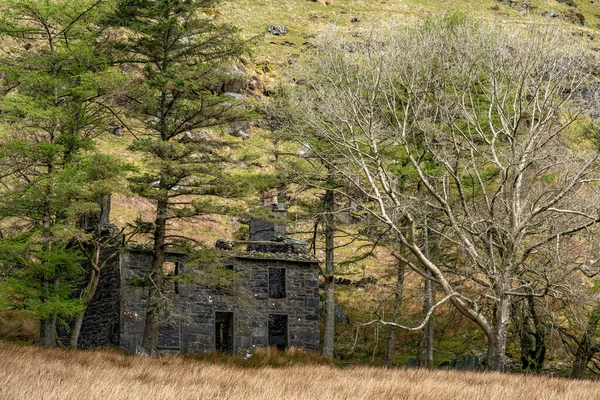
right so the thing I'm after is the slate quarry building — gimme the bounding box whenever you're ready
[75,197,321,355]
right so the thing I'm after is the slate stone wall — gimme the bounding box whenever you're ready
[117,251,320,355]
[75,256,121,348]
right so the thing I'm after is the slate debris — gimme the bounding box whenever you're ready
[267,25,288,36]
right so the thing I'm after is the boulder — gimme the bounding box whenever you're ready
[267,25,288,36]
[222,66,247,93]
[227,120,251,140]
[109,125,124,137]
[179,130,207,143]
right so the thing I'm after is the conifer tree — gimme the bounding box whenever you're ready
[105,0,253,352]
[0,0,126,347]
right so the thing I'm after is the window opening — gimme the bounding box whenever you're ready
[269,267,286,299]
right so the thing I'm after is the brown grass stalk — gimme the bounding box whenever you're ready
[0,342,599,399]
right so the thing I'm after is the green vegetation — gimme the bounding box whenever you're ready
[1,0,600,380]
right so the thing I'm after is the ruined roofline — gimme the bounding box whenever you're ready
[123,242,320,264]
[124,243,187,255]
[229,251,319,264]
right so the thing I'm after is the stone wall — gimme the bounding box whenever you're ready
[75,255,121,348]
[117,250,320,355]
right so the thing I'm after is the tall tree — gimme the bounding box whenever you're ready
[571,300,600,378]
[105,0,252,352]
[0,0,125,347]
[287,16,600,371]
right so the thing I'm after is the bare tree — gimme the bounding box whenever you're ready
[286,16,600,371]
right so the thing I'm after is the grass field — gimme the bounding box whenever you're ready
[1,343,599,400]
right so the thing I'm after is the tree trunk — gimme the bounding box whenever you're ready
[141,196,168,353]
[487,297,510,371]
[70,313,85,349]
[416,226,434,368]
[571,303,600,379]
[69,268,100,349]
[322,185,335,359]
[518,296,546,373]
[425,275,434,368]
[34,316,59,347]
[385,260,405,367]
[416,282,434,367]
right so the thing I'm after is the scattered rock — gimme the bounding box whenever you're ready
[497,0,530,13]
[227,120,251,139]
[222,66,247,94]
[108,125,124,137]
[179,130,207,143]
[335,304,350,325]
[135,345,156,357]
[350,17,360,23]
[564,9,586,25]
[355,276,378,287]
[557,0,577,6]
[248,75,265,94]
[267,25,287,36]
[215,239,234,250]
[334,277,353,286]
[224,92,244,101]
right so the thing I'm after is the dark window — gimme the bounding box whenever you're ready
[268,314,288,351]
[162,261,178,275]
[215,312,234,353]
[163,261,181,294]
[269,267,286,299]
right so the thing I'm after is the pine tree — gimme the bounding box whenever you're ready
[105,0,255,352]
[0,0,126,347]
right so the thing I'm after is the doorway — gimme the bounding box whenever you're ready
[215,312,234,353]
[268,314,288,350]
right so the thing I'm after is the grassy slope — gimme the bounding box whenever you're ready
[1,342,599,400]
[108,0,600,248]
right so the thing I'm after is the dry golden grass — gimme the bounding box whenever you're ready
[1,343,599,400]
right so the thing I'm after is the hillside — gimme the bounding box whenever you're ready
[106,0,600,257]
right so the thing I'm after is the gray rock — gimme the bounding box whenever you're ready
[179,130,207,143]
[227,120,251,138]
[109,125,124,137]
[224,92,244,101]
[267,25,287,36]
[335,304,350,325]
[223,66,247,93]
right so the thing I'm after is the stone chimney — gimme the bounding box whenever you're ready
[249,190,287,242]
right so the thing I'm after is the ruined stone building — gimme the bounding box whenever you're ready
[74,197,321,355]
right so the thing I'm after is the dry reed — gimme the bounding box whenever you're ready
[0,342,598,400]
